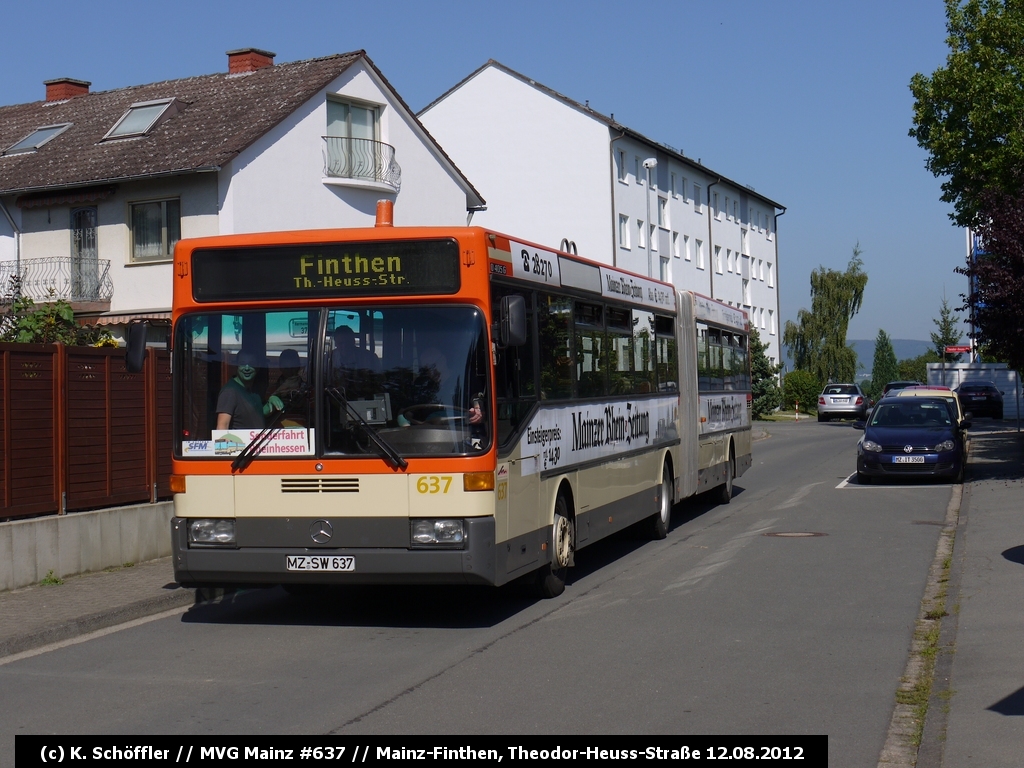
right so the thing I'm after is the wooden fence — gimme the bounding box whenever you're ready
[0,343,171,520]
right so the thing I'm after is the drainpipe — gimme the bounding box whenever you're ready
[608,128,626,267]
[773,206,786,381]
[0,197,21,295]
[706,176,721,299]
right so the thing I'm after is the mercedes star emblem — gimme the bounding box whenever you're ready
[309,519,333,544]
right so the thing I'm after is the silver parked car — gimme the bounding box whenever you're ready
[817,383,871,422]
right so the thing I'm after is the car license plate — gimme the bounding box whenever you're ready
[286,555,355,572]
[832,397,850,403]
[892,456,925,464]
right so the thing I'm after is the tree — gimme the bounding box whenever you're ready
[960,181,1024,370]
[782,370,821,413]
[749,328,782,419]
[910,0,1024,228]
[870,330,900,399]
[783,245,868,384]
[899,351,942,384]
[930,295,964,361]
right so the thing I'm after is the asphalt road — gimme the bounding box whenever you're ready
[1,421,953,766]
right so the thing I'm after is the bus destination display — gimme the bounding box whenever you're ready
[191,239,461,302]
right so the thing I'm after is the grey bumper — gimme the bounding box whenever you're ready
[172,516,497,588]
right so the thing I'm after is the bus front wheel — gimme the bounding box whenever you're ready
[534,494,573,598]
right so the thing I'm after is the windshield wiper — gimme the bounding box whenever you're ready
[325,386,408,470]
[231,410,286,473]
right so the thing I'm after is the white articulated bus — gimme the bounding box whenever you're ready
[137,212,750,598]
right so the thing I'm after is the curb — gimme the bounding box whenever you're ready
[0,586,195,660]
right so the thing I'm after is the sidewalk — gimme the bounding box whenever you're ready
[920,426,1024,767]
[0,556,193,658]
[0,427,1021,767]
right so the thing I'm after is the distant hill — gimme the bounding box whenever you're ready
[784,339,934,378]
[849,339,934,376]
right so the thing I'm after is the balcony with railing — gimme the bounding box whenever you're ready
[322,136,402,192]
[0,257,114,306]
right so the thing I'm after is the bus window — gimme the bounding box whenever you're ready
[175,309,317,450]
[605,305,632,395]
[323,305,491,457]
[655,314,677,392]
[633,310,656,394]
[575,301,605,398]
[491,285,537,448]
[538,293,572,400]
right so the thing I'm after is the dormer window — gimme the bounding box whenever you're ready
[104,98,180,139]
[4,123,72,155]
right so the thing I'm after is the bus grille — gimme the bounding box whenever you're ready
[281,478,360,493]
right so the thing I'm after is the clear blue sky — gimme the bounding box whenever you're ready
[4,0,965,343]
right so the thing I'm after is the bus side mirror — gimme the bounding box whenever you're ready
[125,322,148,373]
[499,295,527,347]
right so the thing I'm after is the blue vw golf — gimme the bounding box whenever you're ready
[854,397,969,484]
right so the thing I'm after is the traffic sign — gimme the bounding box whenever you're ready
[945,345,971,354]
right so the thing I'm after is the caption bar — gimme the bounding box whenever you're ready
[18,736,826,767]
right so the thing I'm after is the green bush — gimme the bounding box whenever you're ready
[783,370,822,412]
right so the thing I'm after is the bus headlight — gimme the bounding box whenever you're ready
[188,519,236,546]
[411,519,465,548]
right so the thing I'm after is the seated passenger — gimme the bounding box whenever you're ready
[216,351,282,430]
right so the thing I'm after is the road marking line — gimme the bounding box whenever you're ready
[772,482,823,509]
[0,605,189,667]
[663,518,778,592]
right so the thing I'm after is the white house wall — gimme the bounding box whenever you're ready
[220,61,471,234]
[419,66,612,260]
[422,65,782,366]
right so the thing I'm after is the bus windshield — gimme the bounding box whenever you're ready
[175,305,491,460]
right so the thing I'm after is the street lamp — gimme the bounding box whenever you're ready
[643,158,657,277]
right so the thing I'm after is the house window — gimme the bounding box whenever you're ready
[696,239,705,269]
[683,234,691,261]
[726,248,733,273]
[660,255,670,282]
[650,224,657,251]
[617,150,627,182]
[105,99,178,139]
[681,177,689,202]
[635,156,642,184]
[714,245,722,274]
[4,123,72,155]
[767,262,774,287]
[694,183,702,213]
[637,220,646,249]
[670,172,677,197]
[725,196,731,220]
[619,214,631,248]
[327,98,378,140]
[658,197,668,228]
[741,228,748,255]
[769,309,775,335]
[713,192,721,220]
[672,231,680,259]
[130,199,181,262]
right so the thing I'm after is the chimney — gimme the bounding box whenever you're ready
[44,78,91,102]
[226,48,276,74]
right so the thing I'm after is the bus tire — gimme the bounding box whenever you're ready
[534,494,573,599]
[646,465,672,540]
[717,452,734,504]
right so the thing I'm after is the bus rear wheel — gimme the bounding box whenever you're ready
[646,466,672,540]
[534,494,573,598]
[717,454,734,504]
